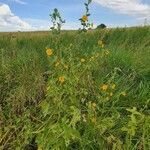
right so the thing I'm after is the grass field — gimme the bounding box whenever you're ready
[0,26,150,150]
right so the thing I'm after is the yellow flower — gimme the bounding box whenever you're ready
[111,84,116,90]
[81,58,85,63]
[82,15,88,22]
[121,92,127,96]
[46,48,53,56]
[100,84,108,91]
[58,76,65,84]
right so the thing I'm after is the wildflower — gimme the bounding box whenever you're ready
[100,84,108,91]
[121,91,127,96]
[82,15,88,22]
[58,76,65,84]
[111,84,116,90]
[81,58,85,63]
[46,48,53,56]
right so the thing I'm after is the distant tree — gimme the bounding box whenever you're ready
[97,24,107,29]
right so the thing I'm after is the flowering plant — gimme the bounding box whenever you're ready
[50,8,65,34]
[79,0,93,32]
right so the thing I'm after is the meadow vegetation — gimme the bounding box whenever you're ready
[0,26,150,149]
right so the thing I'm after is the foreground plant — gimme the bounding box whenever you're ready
[79,0,93,32]
[1,26,150,150]
[50,8,65,34]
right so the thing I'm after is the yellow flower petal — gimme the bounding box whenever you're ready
[46,48,53,56]
[100,84,108,91]
[58,76,65,84]
[82,15,88,22]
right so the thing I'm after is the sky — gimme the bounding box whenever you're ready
[0,0,150,31]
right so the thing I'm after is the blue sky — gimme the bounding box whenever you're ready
[0,0,150,31]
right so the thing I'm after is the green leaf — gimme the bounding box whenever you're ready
[69,106,81,128]
[88,0,92,4]
[40,100,49,117]
[126,107,141,115]
[84,3,88,6]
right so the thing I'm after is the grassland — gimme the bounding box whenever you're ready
[0,26,150,150]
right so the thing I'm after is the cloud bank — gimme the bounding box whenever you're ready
[0,4,32,31]
[93,0,150,19]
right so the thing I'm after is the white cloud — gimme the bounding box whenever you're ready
[11,0,27,5]
[0,4,33,31]
[25,18,82,30]
[63,22,80,30]
[93,0,150,19]
[24,18,50,30]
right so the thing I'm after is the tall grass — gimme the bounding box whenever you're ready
[0,26,150,149]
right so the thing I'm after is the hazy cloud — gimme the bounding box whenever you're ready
[24,18,81,30]
[93,0,150,19]
[0,4,33,31]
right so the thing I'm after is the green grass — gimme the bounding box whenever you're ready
[0,27,150,150]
